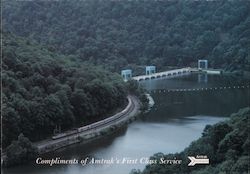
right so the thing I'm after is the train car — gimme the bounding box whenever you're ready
[52,96,134,140]
[77,125,89,132]
[52,129,78,140]
[52,133,67,140]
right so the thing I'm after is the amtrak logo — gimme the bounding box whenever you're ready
[188,156,209,166]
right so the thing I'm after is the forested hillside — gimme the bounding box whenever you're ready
[3,0,250,74]
[131,107,250,174]
[2,33,128,148]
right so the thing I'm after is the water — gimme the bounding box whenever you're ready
[3,74,249,174]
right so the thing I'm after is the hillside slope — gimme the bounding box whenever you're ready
[3,0,250,73]
[2,33,127,148]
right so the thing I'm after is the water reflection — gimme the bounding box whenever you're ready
[140,74,249,90]
[198,73,208,83]
[145,88,249,120]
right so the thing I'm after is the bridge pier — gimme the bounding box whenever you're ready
[121,69,132,82]
[146,66,156,75]
[198,59,208,69]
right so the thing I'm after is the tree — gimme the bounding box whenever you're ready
[5,134,38,167]
[2,107,21,148]
[132,107,250,174]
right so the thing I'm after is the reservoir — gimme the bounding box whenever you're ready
[3,73,249,174]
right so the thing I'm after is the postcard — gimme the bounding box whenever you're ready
[1,0,249,174]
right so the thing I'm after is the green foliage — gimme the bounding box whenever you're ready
[3,0,250,73]
[126,80,149,111]
[2,33,128,148]
[5,134,38,167]
[131,107,250,174]
[126,80,142,95]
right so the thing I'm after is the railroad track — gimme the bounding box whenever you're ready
[51,95,136,140]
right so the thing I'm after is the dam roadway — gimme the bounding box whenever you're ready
[132,67,221,81]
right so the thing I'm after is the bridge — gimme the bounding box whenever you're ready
[132,67,192,81]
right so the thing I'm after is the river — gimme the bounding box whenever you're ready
[3,73,249,174]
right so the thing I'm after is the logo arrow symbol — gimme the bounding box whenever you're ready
[188,156,209,166]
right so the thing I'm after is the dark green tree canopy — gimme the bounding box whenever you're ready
[3,0,250,73]
[2,33,128,148]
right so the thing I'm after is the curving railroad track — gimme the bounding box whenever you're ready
[51,95,136,140]
[35,95,140,152]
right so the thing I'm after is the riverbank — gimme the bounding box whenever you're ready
[2,95,141,165]
[131,107,250,174]
[35,95,141,154]
[145,93,155,110]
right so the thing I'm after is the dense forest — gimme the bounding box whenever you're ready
[2,33,129,148]
[131,107,250,174]
[3,0,250,75]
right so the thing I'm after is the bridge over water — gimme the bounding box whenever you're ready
[122,59,222,82]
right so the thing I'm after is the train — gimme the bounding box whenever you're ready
[52,96,134,140]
